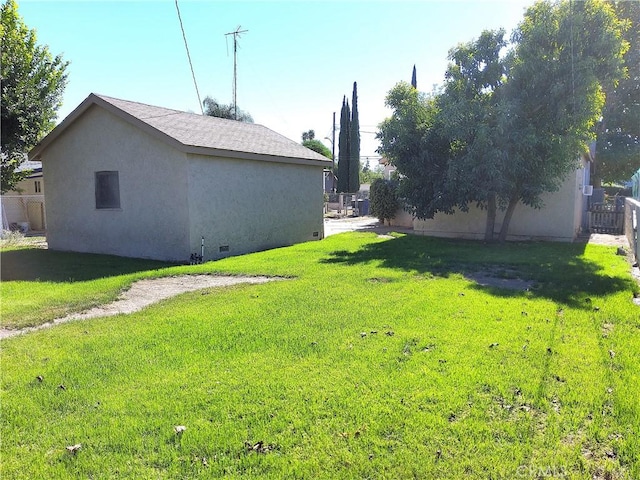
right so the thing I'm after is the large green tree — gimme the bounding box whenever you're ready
[349,82,361,193]
[336,96,350,193]
[1,0,68,193]
[377,82,453,219]
[595,0,639,184]
[439,29,508,240]
[336,83,361,194]
[496,0,626,240]
[202,96,253,123]
[378,0,627,241]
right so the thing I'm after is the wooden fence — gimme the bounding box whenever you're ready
[588,204,624,234]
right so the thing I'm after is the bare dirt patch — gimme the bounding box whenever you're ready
[0,275,280,339]
[463,271,535,291]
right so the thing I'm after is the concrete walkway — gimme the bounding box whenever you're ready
[324,216,631,248]
[323,216,381,237]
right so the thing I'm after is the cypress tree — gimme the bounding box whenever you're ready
[349,81,361,193]
[336,96,350,193]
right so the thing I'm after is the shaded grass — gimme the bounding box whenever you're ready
[1,233,639,478]
[0,247,175,329]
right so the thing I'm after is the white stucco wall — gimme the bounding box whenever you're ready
[187,154,324,260]
[42,106,191,261]
[413,165,587,242]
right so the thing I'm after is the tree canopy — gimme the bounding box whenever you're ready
[595,0,640,184]
[337,96,351,193]
[336,82,361,193]
[202,96,253,123]
[302,139,332,159]
[377,0,627,241]
[1,0,69,193]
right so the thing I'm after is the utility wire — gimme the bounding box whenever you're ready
[175,0,204,114]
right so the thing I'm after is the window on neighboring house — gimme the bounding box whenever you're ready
[95,171,120,209]
[34,180,41,193]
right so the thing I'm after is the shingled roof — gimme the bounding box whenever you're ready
[29,94,332,167]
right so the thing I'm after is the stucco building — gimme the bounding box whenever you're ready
[29,94,331,262]
[0,160,46,233]
[388,156,592,242]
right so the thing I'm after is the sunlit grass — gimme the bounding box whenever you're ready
[1,233,638,478]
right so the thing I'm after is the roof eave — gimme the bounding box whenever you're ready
[185,145,332,167]
[29,93,186,161]
[29,93,333,167]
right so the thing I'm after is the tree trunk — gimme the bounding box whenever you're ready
[498,193,520,242]
[484,193,497,242]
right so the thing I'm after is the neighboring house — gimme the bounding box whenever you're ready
[0,159,46,232]
[378,157,396,180]
[389,155,592,242]
[323,169,336,193]
[28,93,331,262]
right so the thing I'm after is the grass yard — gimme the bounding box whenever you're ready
[1,232,639,479]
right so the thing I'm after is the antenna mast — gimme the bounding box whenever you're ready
[225,26,248,120]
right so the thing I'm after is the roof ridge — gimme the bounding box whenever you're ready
[30,93,332,166]
[94,93,267,128]
[94,93,185,115]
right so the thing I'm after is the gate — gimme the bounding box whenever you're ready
[588,204,624,234]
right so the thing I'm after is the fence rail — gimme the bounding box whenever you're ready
[588,204,624,234]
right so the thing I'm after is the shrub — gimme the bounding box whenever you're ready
[370,178,399,224]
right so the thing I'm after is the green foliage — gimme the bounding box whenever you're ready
[302,139,332,159]
[337,82,362,193]
[1,234,638,478]
[369,178,399,223]
[0,0,68,193]
[596,0,640,184]
[202,96,253,123]
[349,82,361,193]
[377,82,454,220]
[301,129,315,141]
[359,159,383,184]
[377,0,628,241]
[337,96,350,193]
[439,29,508,240]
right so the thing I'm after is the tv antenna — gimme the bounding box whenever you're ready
[225,25,248,120]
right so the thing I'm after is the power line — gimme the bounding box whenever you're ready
[175,0,203,114]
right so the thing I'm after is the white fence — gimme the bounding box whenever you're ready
[0,195,46,233]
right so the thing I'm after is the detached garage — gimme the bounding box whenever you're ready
[29,93,331,262]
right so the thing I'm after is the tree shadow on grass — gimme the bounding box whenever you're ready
[0,248,174,282]
[320,234,637,309]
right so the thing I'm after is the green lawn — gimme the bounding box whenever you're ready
[1,233,639,479]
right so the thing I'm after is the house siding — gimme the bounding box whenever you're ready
[408,162,588,242]
[43,106,191,261]
[187,153,324,260]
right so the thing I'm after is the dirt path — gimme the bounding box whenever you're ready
[0,275,279,340]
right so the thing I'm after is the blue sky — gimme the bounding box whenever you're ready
[21,0,536,160]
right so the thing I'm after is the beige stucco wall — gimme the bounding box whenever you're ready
[41,105,325,262]
[43,106,191,261]
[187,153,324,260]
[12,174,44,195]
[413,165,587,242]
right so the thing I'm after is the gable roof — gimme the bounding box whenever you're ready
[29,94,332,167]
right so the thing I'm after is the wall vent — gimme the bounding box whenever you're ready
[219,245,230,252]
